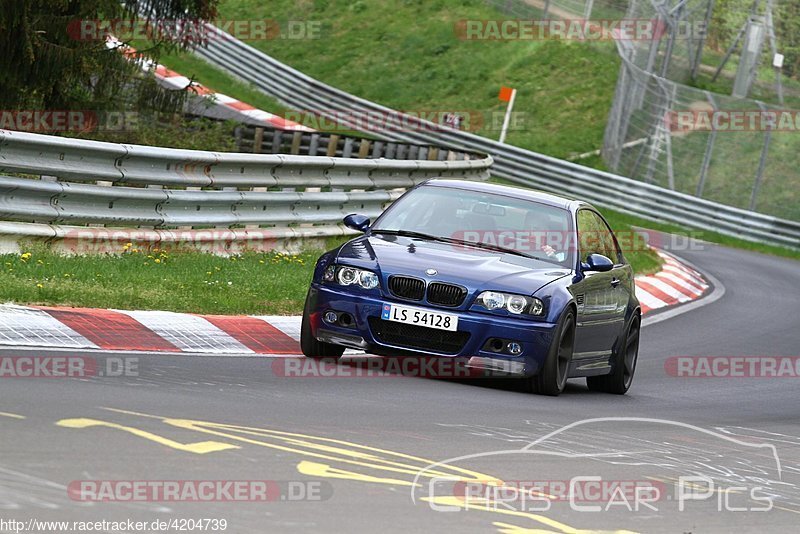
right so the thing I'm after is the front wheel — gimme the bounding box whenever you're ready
[528,309,575,396]
[587,314,640,395]
[300,292,345,360]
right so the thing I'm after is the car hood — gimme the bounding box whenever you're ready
[336,234,572,295]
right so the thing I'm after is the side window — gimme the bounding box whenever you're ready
[577,210,619,263]
[596,215,623,265]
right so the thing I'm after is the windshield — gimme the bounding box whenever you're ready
[372,184,575,266]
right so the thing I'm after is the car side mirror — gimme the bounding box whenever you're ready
[343,213,371,233]
[582,253,614,272]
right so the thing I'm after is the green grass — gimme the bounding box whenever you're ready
[155,0,621,160]
[153,48,375,139]
[154,50,293,117]
[0,212,670,316]
[600,208,800,262]
[148,1,798,263]
[0,246,322,315]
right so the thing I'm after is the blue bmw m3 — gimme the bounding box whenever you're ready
[301,179,641,396]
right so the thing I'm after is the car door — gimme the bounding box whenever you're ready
[572,209,624,359]
[595,213,631,347]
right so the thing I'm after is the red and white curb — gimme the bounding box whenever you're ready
[0,306,299,355]
[0,252,707,355]
[107,36,313,132]
[634,250,709,315]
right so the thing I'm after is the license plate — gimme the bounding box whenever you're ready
[381,303,459,332]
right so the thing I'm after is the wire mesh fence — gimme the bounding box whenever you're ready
[487,0,800,222]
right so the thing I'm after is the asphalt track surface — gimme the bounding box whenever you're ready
[1,239,798,533]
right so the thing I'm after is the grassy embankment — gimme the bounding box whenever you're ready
[5,0,797,314]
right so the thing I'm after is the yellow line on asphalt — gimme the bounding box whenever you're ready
[56,418,240,454]
[0,412,25,419]
[95,408,619,533]
[422,496,640,534]
[102,406,500,484]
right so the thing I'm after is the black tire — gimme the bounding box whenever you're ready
[529,309,575,396]
[300,292,345,360]
[587,314,640,395]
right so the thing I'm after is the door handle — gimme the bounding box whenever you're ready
[611,278,621,287]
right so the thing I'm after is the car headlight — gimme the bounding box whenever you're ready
[475,291,544,316]
[327,265,380,290]
[337,266,359,285]
[357,270,379,289]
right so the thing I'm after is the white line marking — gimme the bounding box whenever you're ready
[662,264,708,288]
[655,272,704,296]
[643,253,725,327]
[252,315,302,341]
[634,286,670,309]
[641,278,694,302]
[116,310,253,354]
[0,305,98,349]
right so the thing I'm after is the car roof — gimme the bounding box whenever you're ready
[423,178,585,211]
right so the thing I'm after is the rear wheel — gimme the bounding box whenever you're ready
[529,309,575,396]
[587,314,640,394]
[300,292,345,360]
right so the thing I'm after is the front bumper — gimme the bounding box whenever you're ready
[307,284,558,377]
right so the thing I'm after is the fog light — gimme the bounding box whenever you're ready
[324,311,339,324]
[507,342,522,355]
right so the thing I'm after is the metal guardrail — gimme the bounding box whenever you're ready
[0,130,491,190]
[0,174,403,227]
[194,23,800,250]
[0,129,491,249]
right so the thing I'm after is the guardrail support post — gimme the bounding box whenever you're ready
[342,137,354,158]
[326,135,340,157]
[309,134,320,156]
[358,139,370,158]
[253,127,264,154]
[291,132,302,155]
[271,130,283,153]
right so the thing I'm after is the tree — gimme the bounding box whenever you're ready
[0,0,220,112]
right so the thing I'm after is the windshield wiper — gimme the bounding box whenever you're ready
[448,238,546,261]
[373,229,549,262]
[371,229,454,244]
